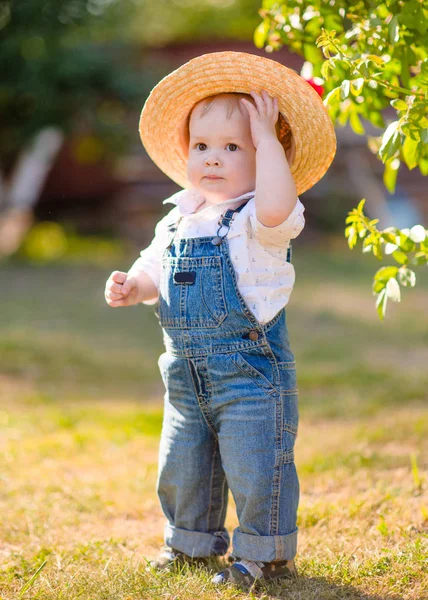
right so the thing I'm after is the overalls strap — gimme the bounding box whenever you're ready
[214,198,292,263]
[212,199,252,246]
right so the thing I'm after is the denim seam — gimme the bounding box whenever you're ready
[269,319,285,536]
[270,396,283,535]
[199,403,219,440]
[188,357,202,398]
[258,338,282,395]
[200,265,228,326]
[261,307,285,333]
[230,352,278,396]
[162,256,223,267]
[277,361,296,369]
[283,423,298,436]
[160,319,223,328]
[163,339,266,358]
[165,327,266,338]
[187,359,219,440]
[277,449,295,464]
[206,441,217,531]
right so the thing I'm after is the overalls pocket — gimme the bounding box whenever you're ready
[159,255,228,329]
[229,349,277,394]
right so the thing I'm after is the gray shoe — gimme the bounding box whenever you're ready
[212,558,298,588]
[148,546,209,571]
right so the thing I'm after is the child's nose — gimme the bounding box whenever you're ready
[205,155,221,166]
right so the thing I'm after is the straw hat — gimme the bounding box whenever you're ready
[139,51,336,196]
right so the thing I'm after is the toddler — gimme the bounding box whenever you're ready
[105,51,336,589]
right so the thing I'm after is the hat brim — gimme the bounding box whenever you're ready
[139,51,336,196]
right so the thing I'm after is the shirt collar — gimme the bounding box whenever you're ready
[163,188,255,216]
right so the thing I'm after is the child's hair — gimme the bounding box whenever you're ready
[190,92,258,123]
[181,92,292,157]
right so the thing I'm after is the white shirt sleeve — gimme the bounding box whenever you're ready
[127,206,180,305]
[248,197,305,247]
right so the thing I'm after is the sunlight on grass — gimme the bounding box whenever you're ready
[1,245,427,599]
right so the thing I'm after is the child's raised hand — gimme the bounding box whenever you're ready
[105,271,140,307]
[240,90,279,149]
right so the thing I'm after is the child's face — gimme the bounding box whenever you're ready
[186,99,256,203]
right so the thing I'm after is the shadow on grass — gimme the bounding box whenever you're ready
[142,557,410,600]
[255,576,409,600]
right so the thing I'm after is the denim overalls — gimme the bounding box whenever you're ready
[155,198,299,563]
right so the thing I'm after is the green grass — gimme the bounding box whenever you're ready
[1,238,427,599]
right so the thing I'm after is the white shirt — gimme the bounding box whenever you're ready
[128,188,305,324]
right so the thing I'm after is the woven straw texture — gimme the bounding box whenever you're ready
[139,51,337,196]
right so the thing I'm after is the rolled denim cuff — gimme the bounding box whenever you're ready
[232,527,298,562]
[164,522,230,557]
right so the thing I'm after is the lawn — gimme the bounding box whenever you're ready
[1,239,427,599]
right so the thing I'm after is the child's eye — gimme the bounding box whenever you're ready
[227,143,238,151]
[196,143,207,151]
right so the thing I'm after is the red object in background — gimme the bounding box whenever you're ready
[305,78,325,98]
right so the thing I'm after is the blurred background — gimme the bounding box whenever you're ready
[1,0,427,408]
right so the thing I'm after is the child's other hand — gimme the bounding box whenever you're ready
[105,271,140,307]
[240,90,279,149]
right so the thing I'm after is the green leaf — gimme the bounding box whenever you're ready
[356,223,367,237]
[254,21,269,49]
[373,278,386,293]
[346,226,358,249]
[379,121,401,162]
[323,86,340,108]
[321,59,333,80]
[402,135,420,170]
[375,265,399,281]
[399,233,416,252]
[366,54,385,66]
[303,43,323,64]
[419,158,428,176]
[349,110,365,134]
[392,250,408,265]
[357,198,366,213]
[388,15,399,44]
[376,288,388,320]
[383,159,400,194]
[413,252,428,266]
[401,122,420,142]
[400,45,410,89]
[363,232,375,246]
[381,231,398,244]
[372,239,383,259]
[391,98,408,112]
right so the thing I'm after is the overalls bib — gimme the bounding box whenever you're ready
[155,199,299,563]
